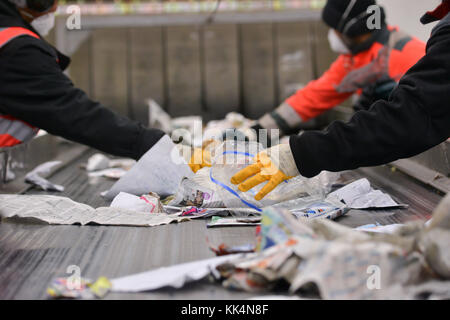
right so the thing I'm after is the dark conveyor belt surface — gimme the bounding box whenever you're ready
[0,147,444,299]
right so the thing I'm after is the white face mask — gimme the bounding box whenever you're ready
[30,12,55,36]
[328,29,350,54]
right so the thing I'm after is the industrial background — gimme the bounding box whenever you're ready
[48,0,439,123]
[0,0,449,301]
[44,0,447,176]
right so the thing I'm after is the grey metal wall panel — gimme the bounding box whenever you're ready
[275,22,313,101]
[202,24,240,121]
[91,29,129,117]
[66,20,338,122]
[69,34,92,97]
[312,21,338,78]
[129,27,165,125]
[240,23,276,119]
[310,21,347,128]
[166,26,202,117]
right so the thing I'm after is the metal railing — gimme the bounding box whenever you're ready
[56,0,326,16]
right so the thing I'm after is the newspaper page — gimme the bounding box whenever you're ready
[0,194,188,227]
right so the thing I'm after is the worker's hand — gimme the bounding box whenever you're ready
[188,139,222,173]
[176,140,220,173]
[189,147,212,173]
[230,144,299,200]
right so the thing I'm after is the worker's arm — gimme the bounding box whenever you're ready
[388,36,427,82]
[0,37,165,160]
[254,55,354,138]
[289,20,450,178]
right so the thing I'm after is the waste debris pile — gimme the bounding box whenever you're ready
[3,101,447,300]
[212,201,450,299]
[92,194,448,300]
[0,134,405,228]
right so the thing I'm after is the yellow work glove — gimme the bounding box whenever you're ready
[189,139,224,173]
[189,148,212,173]
[230,144,299,200]
[176,140,218,173]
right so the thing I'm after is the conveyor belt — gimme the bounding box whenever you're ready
[0,146,444,299]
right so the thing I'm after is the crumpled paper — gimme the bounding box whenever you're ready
[419,193,450,279]
[110,192,165,214]
[86,154,110,172]
[24,161,64,192]
[105,135,194,200]
[85,153,136,173]
[326,178,404,209]
[0,194,189,227]
[214,196,450,299]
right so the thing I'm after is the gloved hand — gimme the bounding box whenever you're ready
[353,77,397,112]
[230,144,299,200]
[189,147,212,173]
[177,139,219,173]
[250,102,303,147]
[260,102,303,132]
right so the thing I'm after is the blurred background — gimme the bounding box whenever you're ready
[47,0,440,125]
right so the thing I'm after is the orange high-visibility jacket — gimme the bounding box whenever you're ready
[285,26,426,122]
[0,27,40,148]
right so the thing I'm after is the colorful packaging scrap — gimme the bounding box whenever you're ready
[289,199,348,220]
[207,216,261,228]
[257,207,314,251]
[89,277,113,298]
[217,240,302,293]
[180,206,208,217]
[47,276,112,299]
[212,205,450,299]
[178,207,232,219]
[47,277,93,299]
[169,176,224,208]
[110,191,165,214]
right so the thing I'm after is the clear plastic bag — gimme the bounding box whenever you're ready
[168,167,224,208]
[209,141,332,215]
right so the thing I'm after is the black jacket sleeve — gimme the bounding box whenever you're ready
[289,19,450,178]
[0,37,165,160]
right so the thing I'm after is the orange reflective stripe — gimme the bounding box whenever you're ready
[0,114,37,129]
[0,27,39,48]
[0,134,22,148]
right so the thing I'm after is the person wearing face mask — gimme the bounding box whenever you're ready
[0,0,166,160]
[231,0,450,202]
[246,0,426,146]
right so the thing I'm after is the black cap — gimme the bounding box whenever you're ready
[421,1,450,24]
[322,0,386,37]
[26,0,55,12]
